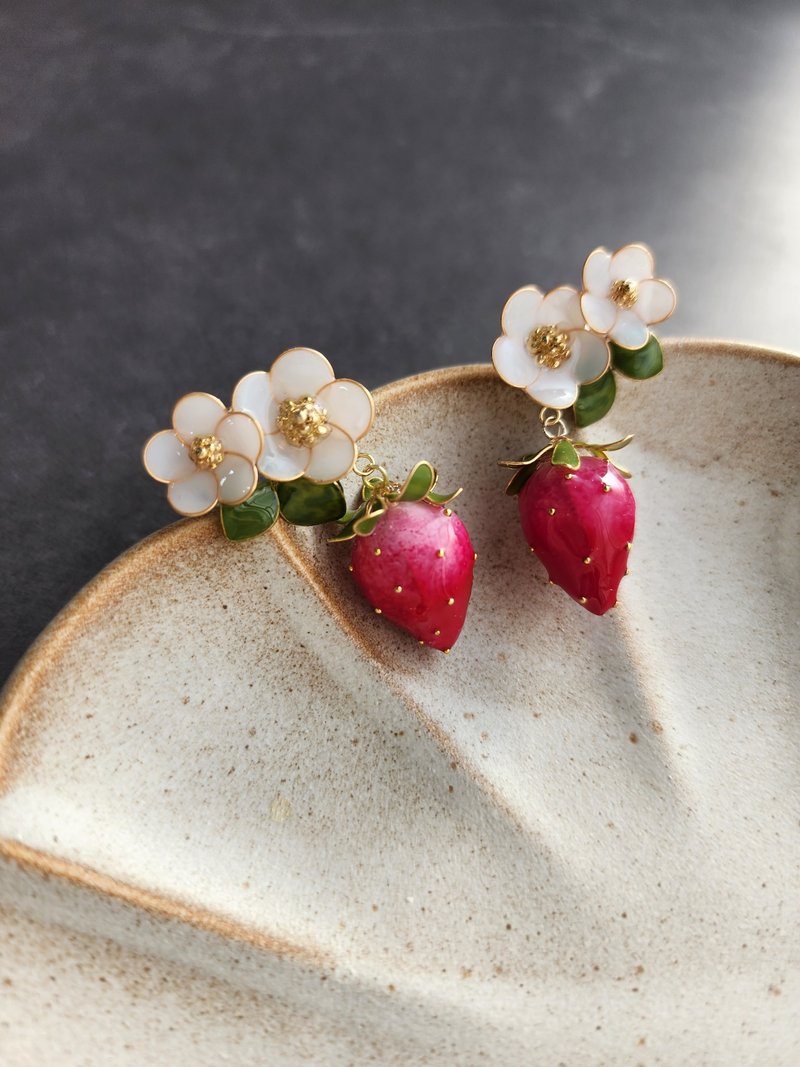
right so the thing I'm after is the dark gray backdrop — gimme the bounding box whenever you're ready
[2,0,799,682]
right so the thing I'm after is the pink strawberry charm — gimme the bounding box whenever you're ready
[330,460,475,651]
[350,500,475,651]
[517,451,634,614]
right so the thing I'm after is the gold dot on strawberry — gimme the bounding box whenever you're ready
[350,500,475,651]
[518,456,635,615]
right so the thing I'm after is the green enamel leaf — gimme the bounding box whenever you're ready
[610,334,664,380]
[505,465,537,497]
[352,509,386,536]
[399,461,437,502]
[220,483,280,542]
[276,478,347,526]
[551,438,581,470]
[574,369,617,428]
[427,486,463,506]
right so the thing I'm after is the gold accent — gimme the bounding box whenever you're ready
[419,640,425,645]
[525,325,571,370]
[626,541,633,550]
[443,508,453,517]
[548,507,556,516]
[625,568,630,576]
[189,434,224,471]
[394,585,403,593]
[473,552,478,562]
[373,548,381,556]
[579,596,588,604]
[347,564,354,572]
[434,630,441,637]
[583,557,592,565]
[565,473,574,480]
[443,648,451,655]
[436,549,446,558]
[609,278,638,309]
[447,597,455,606]
[602,483,611,493]
[374,608,382,615]
[276,395,331,448]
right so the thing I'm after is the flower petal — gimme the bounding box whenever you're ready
[580,292,617,335]
[304,426,357,483]
[215,454,258,505]
[315,379,374,442]
[610,309,650,349]
[583,248,612,296]
[270,348,335,404]
[492,334,538,389]
[258,433,310,482]
[534,286,583,331]
[215,412,263,463]
[232,371,278,435]
[500,286,544,339]
[525,366,580,410]
[635,277,676,325]
[167,470,219,517]
[569,329,611,384]
[610,243,654,283]
[172,393,227,445]
[143,430,195,483]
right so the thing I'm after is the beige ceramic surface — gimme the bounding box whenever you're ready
[0,342,798,1066]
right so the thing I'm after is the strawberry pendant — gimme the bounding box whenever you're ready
[518,455,634,615]
[330,459,475,651]
[350,500,475,651]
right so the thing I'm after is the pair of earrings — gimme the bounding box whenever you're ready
[143,242,675,652]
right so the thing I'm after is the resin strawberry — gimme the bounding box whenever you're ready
[350,500,475,651]
[518,454,634,615]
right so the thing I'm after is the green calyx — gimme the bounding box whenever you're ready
[498,434,634,496]
[574,332,664,428]
[328,460,462,542]
[219,477,347,542]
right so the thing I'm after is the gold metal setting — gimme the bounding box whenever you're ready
[436,548,446,558]
[548,507,556,516]
[276,396,331,448]
[189,434,224,471]
[525,325,572,370]
[579,596,588,605]
[609,278,638,309]
[447,597,455,606]
[394,585,403,593]
[583,557,592,565]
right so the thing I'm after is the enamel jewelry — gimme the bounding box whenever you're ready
[492,243,676,614]
[143,347,475,650]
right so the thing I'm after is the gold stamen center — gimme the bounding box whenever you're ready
[189,434,224,471]
[525,325,571,370]
[276,395,331,448]
[609,278,638,309]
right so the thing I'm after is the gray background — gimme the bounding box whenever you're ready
[2,0,799,682]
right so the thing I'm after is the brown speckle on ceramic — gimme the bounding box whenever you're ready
[0,343,799,1064]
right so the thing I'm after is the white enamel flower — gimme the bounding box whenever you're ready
[143,393,263,517]
[492,286,611,409]
[581,243,676,350]
[232,347,374,484]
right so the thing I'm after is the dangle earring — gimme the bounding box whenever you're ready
[491,243,676,614]
[143,346,475,651]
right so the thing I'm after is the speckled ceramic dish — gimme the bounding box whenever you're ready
[0,342,798,1066]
